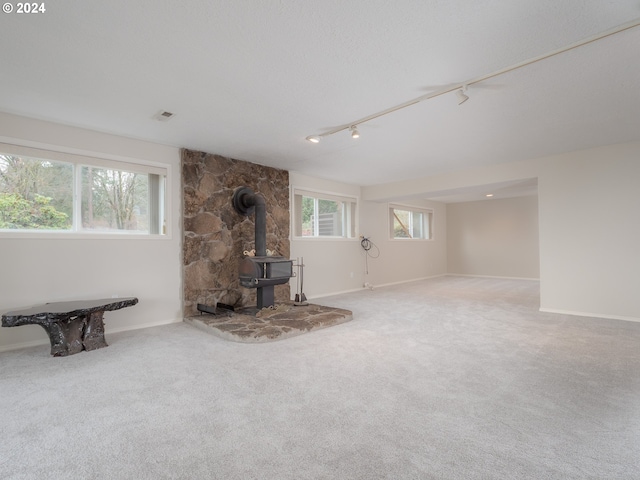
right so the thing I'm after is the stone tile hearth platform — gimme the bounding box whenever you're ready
[184,303,353,343]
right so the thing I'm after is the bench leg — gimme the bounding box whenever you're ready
[42,317,85,357]
[83,310,108,351]
[39,312,107,356]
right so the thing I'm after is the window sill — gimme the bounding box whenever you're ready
[0,230,171,240]
[389,237,433,241]
[292,236,359,242]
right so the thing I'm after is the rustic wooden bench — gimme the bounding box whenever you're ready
[2,298,138,357]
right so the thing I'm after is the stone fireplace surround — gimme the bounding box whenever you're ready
[182,149,291,316]
[181,149,352,342]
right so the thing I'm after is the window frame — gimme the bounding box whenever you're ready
[389,203,433,241]
[0,142,171,239]
[291,187,358,240]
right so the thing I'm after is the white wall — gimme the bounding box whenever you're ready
[363,141,640,321]
[289,172,364,297]
[447,196,539,279]
[538,143,640,320]
[0,113,183,351]
[358,199,447,288]
[3,113,637,355]
[289,172,447,298]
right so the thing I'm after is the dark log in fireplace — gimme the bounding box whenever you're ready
[232,186,293,309]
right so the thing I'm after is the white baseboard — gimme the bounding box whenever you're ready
[108,318,182,334]
[372,274,447,289]
[307,274,447,299]
[0,338,50,353]
[307,287,367,300]
[0,318,183,354]
[446,273,540,281]
[539,308,640,323]
[300,274,538,301]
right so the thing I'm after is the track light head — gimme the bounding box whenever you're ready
[306,135,321,143]
[350,125,360,139]
[456,86,469,105]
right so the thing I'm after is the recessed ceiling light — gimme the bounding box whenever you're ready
[486,194,494,197]
[306,135,321,143]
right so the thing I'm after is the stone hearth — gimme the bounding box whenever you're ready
[185,303,353,343]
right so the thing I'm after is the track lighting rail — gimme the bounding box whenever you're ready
[306,17,640,142]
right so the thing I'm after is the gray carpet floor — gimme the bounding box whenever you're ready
[1,276,639,479]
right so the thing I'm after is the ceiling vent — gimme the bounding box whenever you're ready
[155,110,175,122]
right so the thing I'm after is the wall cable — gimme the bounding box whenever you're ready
[360,236,380,275]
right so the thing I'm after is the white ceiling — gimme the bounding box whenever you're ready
[420,178,539,204]
[1,1,639,201]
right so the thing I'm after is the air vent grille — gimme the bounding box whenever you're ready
[154,110,175,122]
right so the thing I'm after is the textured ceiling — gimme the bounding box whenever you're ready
[1,1,639,196]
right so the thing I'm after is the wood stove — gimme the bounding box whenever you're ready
[232,186,293,309]
[239,256,294,289]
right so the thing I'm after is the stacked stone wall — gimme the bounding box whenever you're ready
[182,149,290,316]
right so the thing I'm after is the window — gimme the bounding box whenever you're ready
[389,204,432,239]
[0,143,167,235]
[293,188,357,238]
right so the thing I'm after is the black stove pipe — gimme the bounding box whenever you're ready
[232,186,266,256]
[232,186,272,309]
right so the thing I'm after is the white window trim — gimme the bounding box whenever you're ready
[0,142,172,239]
[0,143,167,176]
[291,186,359,240]
[388,203,433,241]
